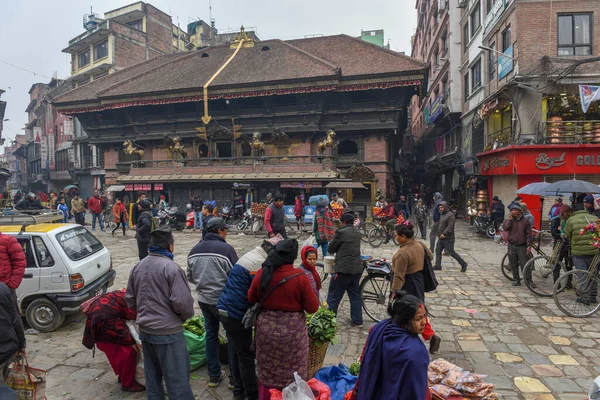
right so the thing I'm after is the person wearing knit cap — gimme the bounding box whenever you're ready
[503,203,533,286]
[584,195,600,218]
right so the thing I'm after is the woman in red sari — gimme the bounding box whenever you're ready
[82,290,144,392]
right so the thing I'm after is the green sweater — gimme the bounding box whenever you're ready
[565,210,598,256]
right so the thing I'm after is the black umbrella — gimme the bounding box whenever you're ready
[544,180,600,194]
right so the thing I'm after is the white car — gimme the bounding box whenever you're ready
[2,222,115,332]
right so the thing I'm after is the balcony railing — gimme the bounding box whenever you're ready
[122,155,335,175]
[484,127,514,151]
[543,120,600,144]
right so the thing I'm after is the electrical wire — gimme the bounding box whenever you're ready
[0,59,53,80]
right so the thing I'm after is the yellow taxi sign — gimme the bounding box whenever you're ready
[0,223,70,233]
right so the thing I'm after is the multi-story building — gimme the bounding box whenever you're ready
[4,134,27,191]
[0,89,5,146]
[410,0,463,199]
[470,0,600,228]
[54,34,427,210]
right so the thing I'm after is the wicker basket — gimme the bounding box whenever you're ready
[307,338,328,378]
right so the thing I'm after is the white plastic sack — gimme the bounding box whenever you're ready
[282,372,315,400]
[302,235,316,250]
[127,321,145,386]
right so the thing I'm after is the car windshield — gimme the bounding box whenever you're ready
[56,227,104,261]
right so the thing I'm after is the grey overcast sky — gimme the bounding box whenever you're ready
[0,0,416,144]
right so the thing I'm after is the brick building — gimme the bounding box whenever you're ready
[53,34,427,210]
[4,134,28,191]
[410,0,464,200]
[470,0,600,227]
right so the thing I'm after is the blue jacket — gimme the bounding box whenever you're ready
[187,233,238,305]
[432,201,442,223]
[218,245,268,321]
[57,203,69,218]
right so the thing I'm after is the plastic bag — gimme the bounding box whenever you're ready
[302,235,316,250]
[5,355,47,400]
[184,329,207,370]
[126,321,146,386]
[282,372,316,400]
[589,375,600,399]
[314,364,356,400]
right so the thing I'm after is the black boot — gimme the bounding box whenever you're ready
[512,279,521,286]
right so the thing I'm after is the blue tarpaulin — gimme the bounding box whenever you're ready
[314,363,357,400]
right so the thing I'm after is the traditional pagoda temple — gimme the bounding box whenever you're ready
[53,32,427,210]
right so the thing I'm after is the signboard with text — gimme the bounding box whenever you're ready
[280,182,323,189]
[479,145,600,176]
[498,45,514,80]
[41,135,48,169]
[483,0,506,33]
[48,134,55,170]
[33,127,42,143]
[429,96,443,123]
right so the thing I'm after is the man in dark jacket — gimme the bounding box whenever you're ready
[326,212,363,327]
[217,236,280,400]
[395,196,409,219]
[503,203,533,286]
[187,218,238,388]
[14,193,42,210]
[0,282,26,392]
[131,192,148,228]
[191,194,204,232]
[430,192,443,251]
[264,193,286,239]
[201,204,214,237]
[126,229,195,399]
[434,201,468,272]
[490,196,505,231]
[135,199,154,260]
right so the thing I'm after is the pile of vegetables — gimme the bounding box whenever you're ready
[349,362,361,376]
[307,307,337,346]
[183,316,205,336]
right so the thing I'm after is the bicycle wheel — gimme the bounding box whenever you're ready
[501,253,513,281]
[104,213,113,229]
[523,255,564,297]
[360,274,391,322]
[358,222,377,243]
[368,228,384,248]
[285,220,302,240]
[553,269,600,318]
[251,219,267,238]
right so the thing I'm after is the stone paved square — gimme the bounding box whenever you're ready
[21,220,598,399]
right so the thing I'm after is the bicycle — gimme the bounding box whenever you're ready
[522,239,570,297]
[501,229,548,281]
[367,219,399,248]
[359,256,393,322]
[250,217,303,240]
[553,252,600,318]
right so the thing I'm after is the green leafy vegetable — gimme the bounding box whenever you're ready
[307,307,337,346]
[183,316,205,336]
[218,336,228,345]
[349,362,361,376]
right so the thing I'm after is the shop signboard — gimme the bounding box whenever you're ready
[133,184,151,191]
[280,182,322,189]
[41,135,48,170]
[483,0,506,33]
[424,105,431,125]
[125,184,134,192]
[498,45,514,80]
[154,183,164,191]
[429,96,443,123]
[48,134,55,170]
[63,119,74,137]
[232,182,253,189]
[480,145,600,176]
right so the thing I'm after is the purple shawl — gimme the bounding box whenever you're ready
[357,319,429,400]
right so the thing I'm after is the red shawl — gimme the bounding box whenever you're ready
[300,245,321,291]
[315,209,335,242]
[82,291,137,349]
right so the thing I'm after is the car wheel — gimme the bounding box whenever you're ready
[26,298,65,333]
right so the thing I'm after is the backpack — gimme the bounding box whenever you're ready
[143,211,159,232]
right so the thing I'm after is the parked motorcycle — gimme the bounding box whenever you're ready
[220,205,242,227]
[158,205,188,231]
[473,213,496,238]
[237,209,253,231]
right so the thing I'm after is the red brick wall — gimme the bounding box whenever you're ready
[104,148,119,169]
[145,4,173,55]
[363,136,389,163]
[113,35,146,71]
[517,0,600,75]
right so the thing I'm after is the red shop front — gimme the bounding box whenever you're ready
[477,144,600,229]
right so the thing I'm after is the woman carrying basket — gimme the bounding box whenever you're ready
[248,239,319,400]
